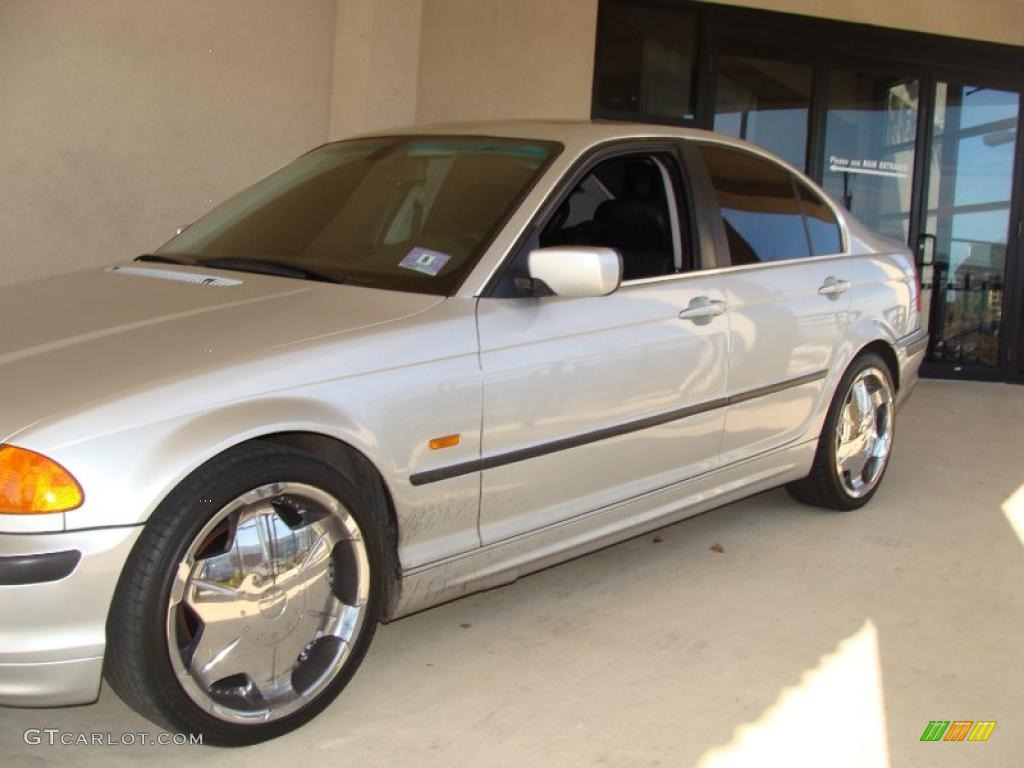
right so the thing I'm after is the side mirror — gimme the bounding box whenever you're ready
[527,246,622,298]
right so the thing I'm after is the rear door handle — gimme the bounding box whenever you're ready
[679,296,726,324]
[818,277,851,297]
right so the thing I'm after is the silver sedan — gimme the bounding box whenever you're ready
[0,121,926,744]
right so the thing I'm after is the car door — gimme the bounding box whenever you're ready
[475,144,730,545]
[690,143,851,464]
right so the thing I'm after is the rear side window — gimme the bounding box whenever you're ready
[698,145,809,265]
[795,179,843,256]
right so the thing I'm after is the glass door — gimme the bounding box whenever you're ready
[821,70,920,244]
[918,83,1021,372]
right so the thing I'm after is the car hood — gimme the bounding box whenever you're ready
[0,263,444,444]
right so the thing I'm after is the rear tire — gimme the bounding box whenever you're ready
[786,353,896,511]
[104,442,387,746]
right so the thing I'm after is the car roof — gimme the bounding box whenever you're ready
[344,119,812,180]
[348,119,730,149]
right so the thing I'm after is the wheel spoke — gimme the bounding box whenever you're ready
[254,507,278,565]
[249,642,303,710]
[185,549,246,622]
[169,556,194,606]
[840,446,869,478]
[870,387,887,410]
[191,578,241,599]
[836,431,865,472]
[299,532,331,574]
[852,380,872,421]
[190,623,248,685]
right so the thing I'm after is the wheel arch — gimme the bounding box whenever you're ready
[126,413,405,620]
[255,431,402,615]
[853,339,901,390]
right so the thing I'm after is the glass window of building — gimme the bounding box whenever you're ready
[713,55,813,170]
[922,84,1020,367]
[822,72,919,243]
[594,0,700,121]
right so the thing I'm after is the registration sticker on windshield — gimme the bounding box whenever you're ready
[399,247,451,277]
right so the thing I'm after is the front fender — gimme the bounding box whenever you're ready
[9,357,483,570]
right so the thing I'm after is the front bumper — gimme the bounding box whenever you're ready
[0,525,141,707]
[895,328,928,409]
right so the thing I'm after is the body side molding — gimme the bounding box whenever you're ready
[410,369,828,486]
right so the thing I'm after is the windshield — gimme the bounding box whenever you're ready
[157,136,558,295]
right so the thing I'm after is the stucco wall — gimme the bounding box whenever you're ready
[329,0,423,139]
[0,0,336,287]
[415,0,600,125]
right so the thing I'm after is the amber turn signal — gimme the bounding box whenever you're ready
[0,445,84,514]
[428,434,461,450]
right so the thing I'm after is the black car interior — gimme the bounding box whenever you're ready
[539,154,681,281]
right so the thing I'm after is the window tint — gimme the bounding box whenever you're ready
[539,153,685,281]
[159,137,555,296]
[594,0,699,122]
[796,179,843,255]
[698,145,809,265]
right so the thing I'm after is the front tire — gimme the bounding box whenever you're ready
[104,443,386,746]
[787,353,896,511]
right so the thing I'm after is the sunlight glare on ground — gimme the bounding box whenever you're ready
[1001,482,1024,548]
[696,620,890,768]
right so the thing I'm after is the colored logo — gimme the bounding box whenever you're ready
[920,721,996,742]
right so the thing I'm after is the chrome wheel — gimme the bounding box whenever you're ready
[166,482,370,724]
[834,366,894,498]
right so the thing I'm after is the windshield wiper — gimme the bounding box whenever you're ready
[196,256,346,284]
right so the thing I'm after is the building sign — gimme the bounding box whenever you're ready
[828,155,909,179]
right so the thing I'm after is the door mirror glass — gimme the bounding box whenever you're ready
[527,246,622,298]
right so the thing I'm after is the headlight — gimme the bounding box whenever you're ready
[0,445,84,514]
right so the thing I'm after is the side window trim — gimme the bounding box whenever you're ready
[651,156,683,272]
[793,175,847,257]
[677,140,730,271]
[790,172,816,260]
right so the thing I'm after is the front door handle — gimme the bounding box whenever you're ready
[818,277,851,297]
[679,296,726,324]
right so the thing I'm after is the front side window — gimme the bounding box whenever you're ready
[538,153,687,281]
[158,137,556,295]
[698,145,809,265]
